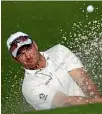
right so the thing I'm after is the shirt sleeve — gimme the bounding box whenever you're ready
[58,44,84,72]
[27,84,57,110]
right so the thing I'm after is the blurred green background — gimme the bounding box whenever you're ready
[1,1,102,114]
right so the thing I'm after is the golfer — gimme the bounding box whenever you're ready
[7,32,102,110]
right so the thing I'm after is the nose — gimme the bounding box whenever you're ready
[25,52,31,60]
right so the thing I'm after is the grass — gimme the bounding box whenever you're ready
[22,103,102,114]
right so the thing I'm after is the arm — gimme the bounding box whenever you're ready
[56,45,100,98]
[68,68,100,98]
[51,91,102,108]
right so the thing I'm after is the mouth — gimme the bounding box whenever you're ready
[27,59,34,63]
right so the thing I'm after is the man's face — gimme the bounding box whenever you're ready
[15,42,40,69]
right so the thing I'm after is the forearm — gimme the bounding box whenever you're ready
[86,82,100,98]
[63,96,102,107]
[78,78,100,98]
[51,92,102,108]
[81,69,100,98]
[69,68,100,98]
[79,77,100,98]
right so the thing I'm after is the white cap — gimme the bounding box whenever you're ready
[7,32,32,57]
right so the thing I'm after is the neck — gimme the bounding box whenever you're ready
[36,54,46,69]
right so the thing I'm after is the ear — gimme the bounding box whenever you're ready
[33,40,38,49]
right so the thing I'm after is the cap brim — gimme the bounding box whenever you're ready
[12,39,32,57]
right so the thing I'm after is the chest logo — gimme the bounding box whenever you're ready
[45,77,53,85]
[39,93,48,101]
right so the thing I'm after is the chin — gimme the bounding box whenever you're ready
[25,66,35,69]
[26,63,37,69]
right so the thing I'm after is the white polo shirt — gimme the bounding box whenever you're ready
[22,44,86,110]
